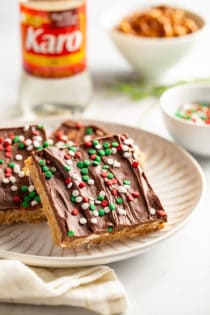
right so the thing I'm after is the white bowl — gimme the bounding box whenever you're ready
[103,5,206,80]
[160,84,210,156]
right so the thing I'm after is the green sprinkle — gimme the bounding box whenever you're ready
[123,180,131,185]
[42,165,49,172]
[98,150,105,156]
[98,209,105,216]
[18,143,25,149]
[43,141,49,148]
[86,127,93,135]
[105,148,112,155]
[64,165,71,171]
[116,197,123,204]
[21,185,28,192]
[67,230,75,237]
[71,195,77,203]
[92,161,100,166]
[107,172,114,179]
[103,142,110,149]
[8,162,15,169]
[109,203,115,211]
[69,146,76,152]
[92,139,99,146]
[82,175,89,182]
[24,195,31,202]
[45,171,52,179]
[13,136,20,143]
[0,160,4,164]
[83,160,90,167]
[88,148,96,155]
[29,191,36,198]
[37,124,44,129]
[107,226,113,233]
[22,201,29,208]
[112,142,119,147]
[95,156,101,162]
[89,204,96,211]
[37,145,43,151]
[81,168,88,175]
[102,165,109,170]
[34,195,41,202]
[77,161,84,169]
[39,159,46,166]
[97,195,105,201]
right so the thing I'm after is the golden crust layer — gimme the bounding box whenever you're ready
[0,207,46,225]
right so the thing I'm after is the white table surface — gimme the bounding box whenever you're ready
[0,0,210,314]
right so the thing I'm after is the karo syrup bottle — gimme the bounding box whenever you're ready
[19,0,92,117]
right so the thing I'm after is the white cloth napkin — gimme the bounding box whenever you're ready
[0,260,128,315]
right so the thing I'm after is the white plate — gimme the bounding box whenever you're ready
[0,120,205,267]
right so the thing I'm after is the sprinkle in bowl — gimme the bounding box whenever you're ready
[160,83,210,156]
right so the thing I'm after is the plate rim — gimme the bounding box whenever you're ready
[0,120,206,267]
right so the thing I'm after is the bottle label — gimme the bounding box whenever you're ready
[20,2,86,78]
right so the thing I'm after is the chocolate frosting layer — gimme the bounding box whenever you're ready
[0,125,46,211]
[33,134,167,241]
[51,120,109,146]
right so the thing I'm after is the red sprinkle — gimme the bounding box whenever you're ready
[101,171,107,178]
[75,121,83,129]
[5,152,12,158]
[3,140,11,147]
[83,196,89,202]
[65,177,72,184]
[13,196,20,202]
[112,189,118,196]
[32,130,39,136]
[84,141,92,148]
[132,161,139,168]
[157,210,166,217]
[79,182,86,188]
[0,145,3,150]
[64,153,71,160]
[127,194,134,202]
[105,179,112,186]
[132,192,139,198]
[71,208,79,216]
[117,145,122,151]
[6,146,12,152]
[75,151,82,158]
[101,200,108,207]
[111,178,117,185]
[0,137,3,143]
[90,154,97,160]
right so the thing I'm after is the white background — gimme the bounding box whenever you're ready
[0,1,210,315]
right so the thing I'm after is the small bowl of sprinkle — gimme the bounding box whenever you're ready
[160,83,210,156]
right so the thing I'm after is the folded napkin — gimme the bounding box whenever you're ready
[0,260,128,315]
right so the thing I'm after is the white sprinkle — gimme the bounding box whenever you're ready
[11,185,18,191]
[79,218,87,225]
[15,154,23,161]
[117,208,127,215]
[66,160,73,166]
[67,183,73,189]
[72,173,80,180]
[81,203,89,210]
[56,141,65,148]
[18,171,25,178]
[67,140,74,146]
[25,139,32,146]
[72,190,79,197]
[95,200,101,204]
[93,210,99,217]
[19,135,25,142]
[50,167,56,173]
[95,144,102,149]
[104,207,111,214]
[62,135,68,142]
[123,152,130,158]
[150,208,156,215]
[76,196,83,203]
[24,125,29,131]
[99,191,106,197]
[27,145,33,151]
[84,135,91,142]
[48,139,54,145]
[28,185,35,192]
[33,141,40,148]
[14,165,20,173]
[69,150,75,156]
[88,179,94,185]
[118,186,127,193]
[113,160,121,168]
[33,136,42,142]
[112,148,117,154]
[2,178,9,184]
[90,218,97,224]
[107,158,113,165]
[5,138,12,144]
[122,145,129,151]
[31,200,38,206]
[9,176,16,183]
[124,138,134,145]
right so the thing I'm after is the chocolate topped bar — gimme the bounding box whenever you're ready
[0,125,48,224]
[27,134,167,248]
[51,120,109,147]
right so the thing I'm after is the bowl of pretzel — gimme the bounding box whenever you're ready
[104,4,206,79]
